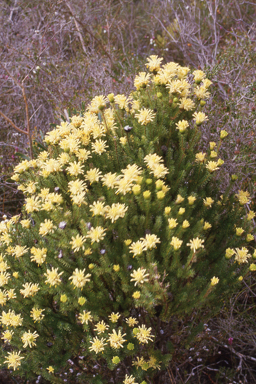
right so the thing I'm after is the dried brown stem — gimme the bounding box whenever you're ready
[0,110,28,136]
[0,62,33,158]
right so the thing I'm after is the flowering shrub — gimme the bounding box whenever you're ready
[0,56,255,383]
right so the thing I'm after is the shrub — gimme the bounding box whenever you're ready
[0,56,255,383]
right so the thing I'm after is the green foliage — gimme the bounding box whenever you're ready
[0,57,255,383]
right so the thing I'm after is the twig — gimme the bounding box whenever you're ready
[0,62,33,158]
[65,0,87,54]
[185,364,203,383]
[167,368,175,384]
[0,110,27,136]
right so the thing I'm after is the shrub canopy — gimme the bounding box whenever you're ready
[0,56,255,383]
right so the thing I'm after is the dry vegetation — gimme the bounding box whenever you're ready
[0,0,256,382]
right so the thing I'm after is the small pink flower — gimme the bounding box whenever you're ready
[228,337,233,345]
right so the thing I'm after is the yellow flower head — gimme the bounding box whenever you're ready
[182,220,190,229]
[78,310,93,324]
[247,234,254,242]
[225,248,235,259]
[210,276,219,286]
[44,267,63,287]
[132,185,141,195]
[60,294,67,303]
[0,309,23,327]
[146,55,163,72]
[21,330,39,348]
[67,161,83,176]
[78,297,86,306]
[210,151,217,158]
[113,265,120,272]
[30,307,45,322]
[107,93,115,103]
[249,264,256,272]
[194,85,210,100]
[4,351,24,371]
[132,356,146,369]
[203,197,214,207]
[91,139,108,155]
[109,312,121,323]
[89,336,107,354]
[69,269,91,288]
[143,190,151,199]
[206,161,219,173]
[0,290,7,305]
[39,219,55,237]
[135,108,156,125]
[195,153,206,163]
[129,241,146,257]
[220,130,228,139]
[85,168,102,184]
[168,218,178,229]
[107,329,126,349]
[112,356,121,364]
[175,194,184,204]
[202,79,212,88]
[235,190,250,205]
[86,226,106,244]
[126,317,138,327]
[170,236,183,250]
[247,211,255,221]
[130,268,149,286]
[135,325,154,344]
[142,234,161,250]
[187,237,205,253]
[123,374,138,384]
[133,291,141,299]
[114,94,131,110]
[30,247,47,265]
[20,219,30,229]
[0,260,9,273]
[235,227,244,236]
[105,203,128,222]
[134,72,151,90]
[193,112,208,125]
[94,320,109,334]
[155,179,164,190]
[20,282,39,298]
[157,190,165,200]
[84,248,92,256]
[179,97,195,111]
[102,172,119,189]
[152,163,169,179]
[68,179,87,195]
[70,235,86,252]
[209,141,216,150]
[1,330,14,343]
[176,120,189,133]
[203,222,212,230]
[89,95,107,113]
[234,247,251,264]
[193,70,206,83]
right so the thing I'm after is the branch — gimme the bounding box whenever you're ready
[0,62,33,158]
[64,2,114,66]
[0,110,28,136]
[65,0,87,55]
